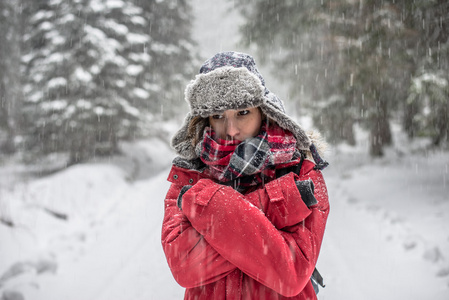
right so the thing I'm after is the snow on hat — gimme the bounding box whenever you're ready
[171,51,312,160]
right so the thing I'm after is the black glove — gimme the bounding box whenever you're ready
[295,179,317,207]
[177,185,192,210]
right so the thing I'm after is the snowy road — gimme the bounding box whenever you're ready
[318,149,449,300]
[319,176,441,299]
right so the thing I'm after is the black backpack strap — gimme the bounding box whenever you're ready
[312,267,325,288]
[310,267,325,295]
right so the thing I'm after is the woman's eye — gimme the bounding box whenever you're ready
[238,110,250,116]
[211,114,223,120]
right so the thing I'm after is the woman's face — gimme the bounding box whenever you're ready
[208,107,263,141]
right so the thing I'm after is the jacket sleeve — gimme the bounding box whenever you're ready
[180,163,329,297]
[161,180,237,288]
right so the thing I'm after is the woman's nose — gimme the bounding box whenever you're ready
[225,119,239,140]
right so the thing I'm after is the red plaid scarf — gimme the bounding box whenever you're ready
[197,122,300,189]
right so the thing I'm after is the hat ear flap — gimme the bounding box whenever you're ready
[171,113,198,160]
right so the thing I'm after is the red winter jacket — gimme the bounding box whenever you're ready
[161,159,329,300]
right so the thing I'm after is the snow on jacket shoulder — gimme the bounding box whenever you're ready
[161,158,329,300]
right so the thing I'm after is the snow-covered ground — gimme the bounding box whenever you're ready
[317,126,449,299]
[1,124,448,300]
[0,138,185,300]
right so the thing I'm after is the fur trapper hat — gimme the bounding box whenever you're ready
[172,51,319,164]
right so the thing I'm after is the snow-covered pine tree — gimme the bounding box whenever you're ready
[132,0,198,127]
[403,0,449,146]
[235,0,430,156]
[22,0,196,164]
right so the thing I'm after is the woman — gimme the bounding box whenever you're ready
[162,52,329,299]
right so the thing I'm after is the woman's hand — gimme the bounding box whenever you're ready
[295,179,317,207]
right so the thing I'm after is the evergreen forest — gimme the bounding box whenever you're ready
[1,0,448,164]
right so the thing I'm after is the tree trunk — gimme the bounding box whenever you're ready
[0,0,23,154]
[343,118,356,146]
[370,98,391,157]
